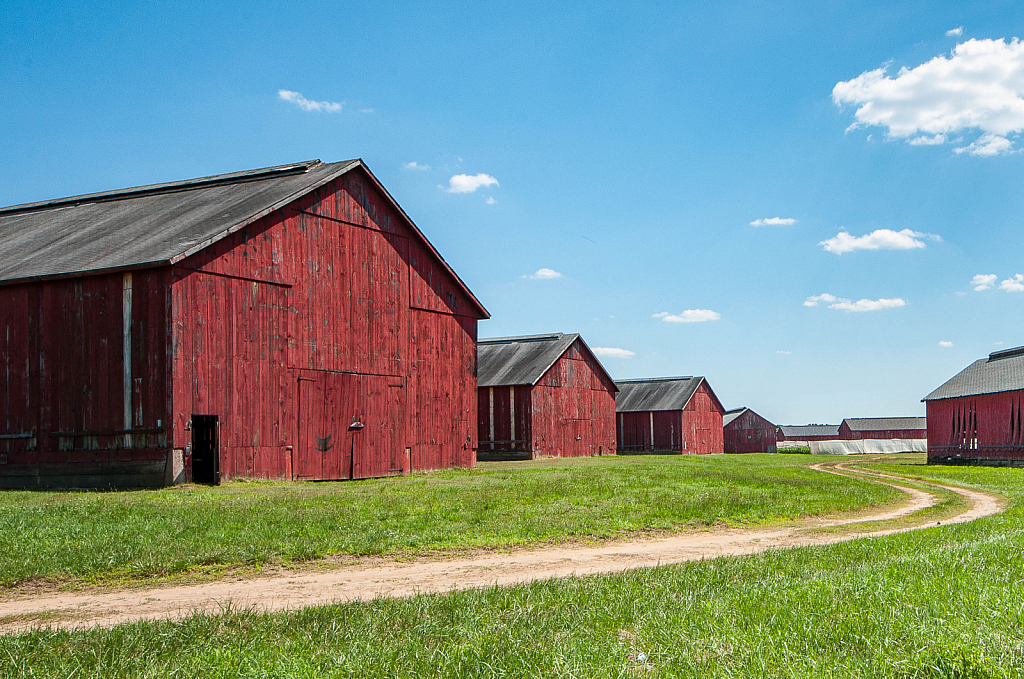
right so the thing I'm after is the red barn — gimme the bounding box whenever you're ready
[615,376,725,454]
[722,407,777,453]
[838,417,927,440]
[924,345,1024,466]
[0,159,488,488]
[476,333,617,460]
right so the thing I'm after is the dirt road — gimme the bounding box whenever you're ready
[0,462,1004,633]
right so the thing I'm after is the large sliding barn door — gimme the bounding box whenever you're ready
[295,371,406,480]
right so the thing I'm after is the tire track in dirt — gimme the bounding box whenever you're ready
[0,462,1005,633]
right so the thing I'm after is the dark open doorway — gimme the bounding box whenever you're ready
[191,415,219,484]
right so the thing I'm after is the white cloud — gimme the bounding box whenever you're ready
[523,268,562,280]
[776,350,792,355]
[819,228,940,254]
[804,293,907,312]
[485,196,497,205]
[832,38,1024,156]
[908,134,947,145]
[359,108,376,114]
[947,27,964,37]
[278,89,343,112]
[972,274,997,291]
[653,309,722,323]
[446,173,499,193]
[939,340,954,347]
[953,133,1016,156]
[592,347,635,358]
[1000,274,1024,292]
[750,217,797,227]
[403,161,430,171]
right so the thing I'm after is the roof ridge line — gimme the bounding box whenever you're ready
[0,160,323,216]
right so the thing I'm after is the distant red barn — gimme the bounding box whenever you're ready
[615,377,725,454]
[722,407,777,453]
[0,159,488,488]
[476,333,617,460]
[838,417,927,440]
[924,345,1024,466]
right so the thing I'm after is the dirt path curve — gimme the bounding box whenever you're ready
[0,461,1005,633]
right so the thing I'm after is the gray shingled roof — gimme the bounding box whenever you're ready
[614,376,718,413]
[842,417,926,431]
[0,159,488,318]
[722,408,747,427]
[0,160,355,283]
[924,346,1024,401]
[477,333,615,387]
[778,425,840,438]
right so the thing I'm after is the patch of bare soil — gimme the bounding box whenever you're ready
[0,462,1004,634]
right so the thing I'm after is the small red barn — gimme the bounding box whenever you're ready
[838,418,927,440]
[476,333,617,460]
[0,159,488,488]
[722,407,777,453]
[615,376,725,454]
[924,345,1024,466]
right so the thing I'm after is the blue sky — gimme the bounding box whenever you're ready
[3,0,1024,424]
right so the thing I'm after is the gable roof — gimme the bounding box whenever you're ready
[0,159,488,317]
[924,345,1024,401]
[477,333,616,388]
[614,376,723,413]
[722,408,747,427]
[778,425,840,438]
[841,417,927,431]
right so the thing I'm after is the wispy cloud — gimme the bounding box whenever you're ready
[953,133,1016,157]
[446,173,498,193]
[1000,274,1024,292]
[776,350,792,355]
[939,340,954,347]
[972,274,997,291]
[653,309,721,323]
[804,293,907,312]
[403,161,430,171]
[278,89,343,112]
[832,38,1024,156]
[485,196,497,205]
[592,347,635,358]
[819,228,940,254]
[523,268,562,280]
[750,217,797,227]
[946,26,964,37]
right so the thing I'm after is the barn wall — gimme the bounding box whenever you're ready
[0,270,170,488]
[680,381,724,454]
[531,342,617,458]
[927,391,1024,465]
[724,411,777,453]
[839,422,927,440]
[172,167,480,480]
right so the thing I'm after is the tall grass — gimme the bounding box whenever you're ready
[0,454,896,587]
[3,457,1022,677]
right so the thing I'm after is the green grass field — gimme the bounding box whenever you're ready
[0,454,897,588]
[3,454,1023,677]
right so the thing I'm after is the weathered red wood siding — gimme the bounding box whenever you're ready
[0,270,170,488]
[838,423,927,440]
[723,410,777,453]
[529,341,617,458]
[927,391,1024,465]
[170,166,480,481]
[616,382,724,454]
